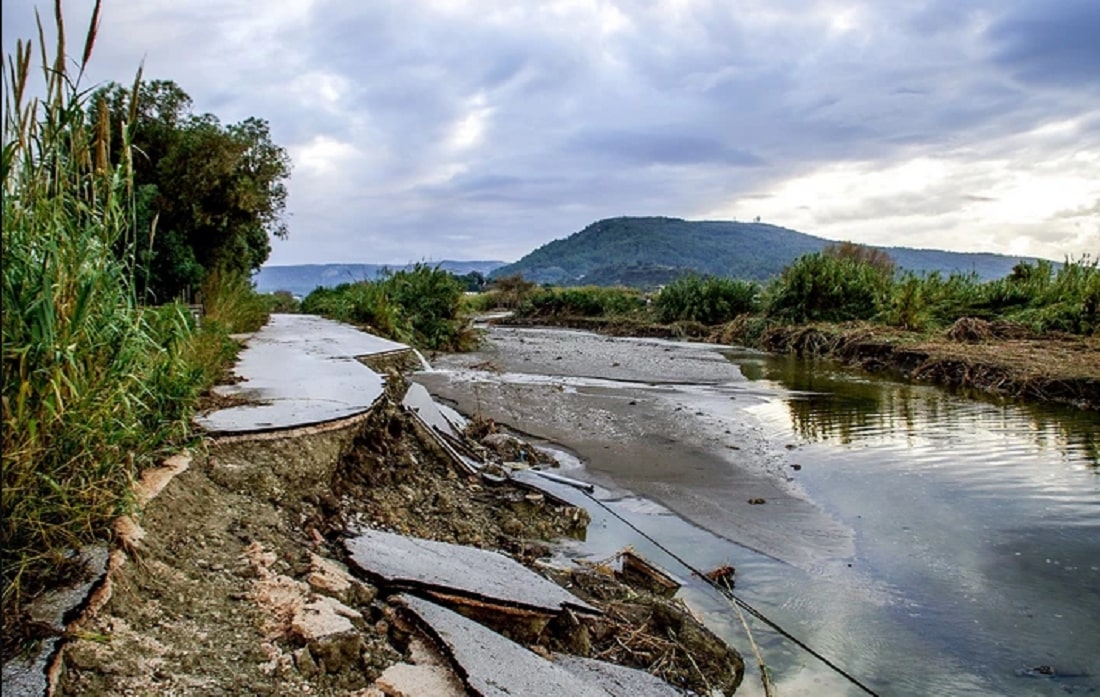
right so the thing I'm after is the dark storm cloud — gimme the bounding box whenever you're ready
[988,0,1100,90]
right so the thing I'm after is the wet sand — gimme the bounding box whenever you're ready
[416,326,854,569]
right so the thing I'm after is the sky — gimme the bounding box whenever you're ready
[3,1,1098,266]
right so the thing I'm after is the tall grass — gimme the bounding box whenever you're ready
[1,1,212,613]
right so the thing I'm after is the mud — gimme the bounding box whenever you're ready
[713,319,1100,410]
[54,376,738,695]
[417,327,856,569]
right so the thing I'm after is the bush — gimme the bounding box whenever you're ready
[766,252,892,323]
[300,264,471,350]
[517,286,645,318]
[267,290,300,313]
[384,265,465,349]
[655,274,760,324]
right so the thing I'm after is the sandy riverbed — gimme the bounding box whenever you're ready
[416,326,855,570]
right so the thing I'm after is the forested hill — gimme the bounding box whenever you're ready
[491,217,1051,286]
[255,260,504,297]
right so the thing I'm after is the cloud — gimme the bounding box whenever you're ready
[988,0,1100,90]
[2,0,1097,265]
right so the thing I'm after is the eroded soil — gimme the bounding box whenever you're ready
[55,378,741,696]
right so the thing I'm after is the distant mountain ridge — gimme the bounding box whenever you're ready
[255,260,505,297]
[490,217,1052,286]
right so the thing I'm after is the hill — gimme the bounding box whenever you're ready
[255,260,505,297]
[490,217,1050,286]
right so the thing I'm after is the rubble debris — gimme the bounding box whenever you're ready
[618,550,681,599]
[702,564,736,587]
[392,595,610,697]
[560,566,745,695]
[553,653,688,697]
[345,529,597,617]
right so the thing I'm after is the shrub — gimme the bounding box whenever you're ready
[655,274,760,324]
[766,252,892,323]
[300,264,470,350]
[517,286,645,318]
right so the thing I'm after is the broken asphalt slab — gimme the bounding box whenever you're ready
[395,594,621,697]
[1,547,110,697]
[345,528,596,616]
[195,314,408,434]
[553,654,689,696]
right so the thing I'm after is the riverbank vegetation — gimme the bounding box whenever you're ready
[300,264,477,351]
[1,3,286,631]
[485,248,1099,408]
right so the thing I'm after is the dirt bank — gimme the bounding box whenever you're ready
[51,377,741,695]
[714,318,1100,410]
[496,315,1100,410]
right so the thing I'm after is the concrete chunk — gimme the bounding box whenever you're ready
[345,529,596,615]
[396,595,609,697]
[554,654,688,696]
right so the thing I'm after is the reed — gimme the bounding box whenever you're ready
[0,1,212,614]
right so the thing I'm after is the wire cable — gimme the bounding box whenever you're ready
[579,489,883,697]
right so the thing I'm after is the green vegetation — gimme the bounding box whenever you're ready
[764,251,892,323]
[91,78,291,303]
[655,275,760,325]
[500,247,1098,338]
[1,2,279,619]
[491,216,1054,287]
[519,286,647,318]
[300,264,474,350]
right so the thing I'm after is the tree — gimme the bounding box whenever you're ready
[823,241,895,275]
[91,80,291,301]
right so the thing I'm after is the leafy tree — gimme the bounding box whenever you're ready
[824,241,895,275]
[91,80,290,301]
[453,271,487,292]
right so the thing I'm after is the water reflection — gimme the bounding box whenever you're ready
[728,350,1100,466]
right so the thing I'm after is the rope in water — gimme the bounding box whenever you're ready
[577,489,882,697]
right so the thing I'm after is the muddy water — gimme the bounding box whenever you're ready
[415,326,1100,696]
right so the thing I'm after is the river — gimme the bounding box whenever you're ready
[413,325,1099,696]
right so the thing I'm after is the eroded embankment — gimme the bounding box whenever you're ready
[713,319,1100,410]
[52,378,743,696]
[497,314,1100,410]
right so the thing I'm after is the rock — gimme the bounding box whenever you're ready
[373,638,465,697]
[307,554,376,606]
[293,647,319,677]
[501,517,524,536]
[291,596,359,642]
[309,631,365,675]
